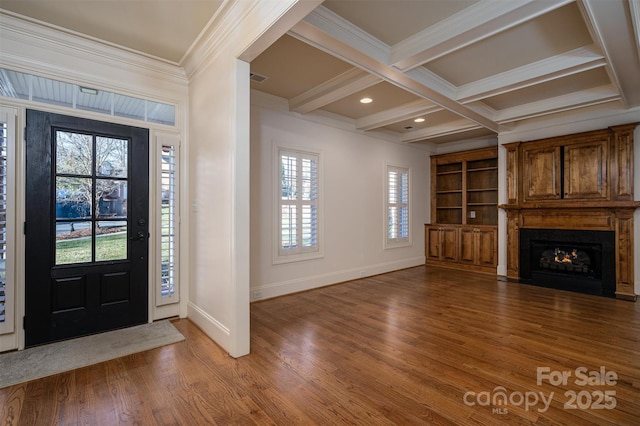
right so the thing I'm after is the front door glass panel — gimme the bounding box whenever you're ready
[54,130,129,265]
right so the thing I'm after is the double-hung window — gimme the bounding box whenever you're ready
[277,148,320,262]
[386,165,410,247]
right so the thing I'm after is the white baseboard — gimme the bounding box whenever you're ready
[186,301,234,354]
[251,257,425,302]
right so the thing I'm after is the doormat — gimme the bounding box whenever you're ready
[0,320,184,389]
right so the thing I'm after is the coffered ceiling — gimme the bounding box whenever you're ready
[252,0,640,145]
[2,0,640,146]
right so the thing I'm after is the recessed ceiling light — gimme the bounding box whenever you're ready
[360,97,373,104]
[414,117,425,123]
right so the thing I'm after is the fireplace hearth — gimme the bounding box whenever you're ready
[519,229,616,297]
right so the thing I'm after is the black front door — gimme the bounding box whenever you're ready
[25,110,149,347]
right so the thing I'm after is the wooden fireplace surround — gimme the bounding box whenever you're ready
[500,123,639,300]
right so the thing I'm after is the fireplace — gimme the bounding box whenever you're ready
[519,229,616,297]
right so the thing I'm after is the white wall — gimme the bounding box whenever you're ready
[184,0,322,358]
[250,105,430,300]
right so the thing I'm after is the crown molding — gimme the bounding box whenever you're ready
[183,0,316,80]
[0,11,187,85]
[390,0,574,71]
[181,0,254,79]
[179,0,233,65]
[0,12,188,105]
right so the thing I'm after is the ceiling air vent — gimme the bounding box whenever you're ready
[403,125,415,130]
[250,72,268,83]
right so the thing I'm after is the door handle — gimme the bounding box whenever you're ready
[130,231,147,241]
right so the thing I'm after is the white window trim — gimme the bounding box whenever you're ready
[272,145,323,265]
[0,107,16,336]
[384,163,412,249]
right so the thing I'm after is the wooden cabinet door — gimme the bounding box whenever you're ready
[425,226,441,260]
[459,228,476,264]
[563,139,608,200]
[477,228,497,267]
[459,227,496,267]
[440,228,458,261]
[523,146,561,202]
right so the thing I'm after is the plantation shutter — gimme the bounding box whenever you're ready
[156,135,179,306]
[279,150,319,256]
[0,108,15,335]
[387,166,409,243]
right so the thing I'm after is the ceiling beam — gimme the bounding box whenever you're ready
[290,19,500,132]
[400,119,482,143]
[456,45,607,104]
[390,0,574,71]
[579,0,640,108]
[495,85,621,123]
[288,68,380,114]
[355,100,442,131]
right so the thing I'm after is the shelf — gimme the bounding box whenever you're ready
[468,166,498,172]
[432,147,497,227]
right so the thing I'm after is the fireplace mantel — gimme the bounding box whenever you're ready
[500,124,639,300]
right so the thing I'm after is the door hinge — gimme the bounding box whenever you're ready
[23,222,27,235]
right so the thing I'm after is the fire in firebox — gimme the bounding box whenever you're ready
[539,248,592,274]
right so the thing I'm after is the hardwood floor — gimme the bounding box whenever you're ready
[2,266,640,425]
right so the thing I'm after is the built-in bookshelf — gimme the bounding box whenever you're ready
[430,147,498,225]
[426,147,498,274]
[435,162,463,224]
[466,157,498,225]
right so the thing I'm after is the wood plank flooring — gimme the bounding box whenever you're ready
[2,265,640,425]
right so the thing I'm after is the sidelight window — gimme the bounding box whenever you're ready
[157,141,179,304]
[0,108,15,334]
